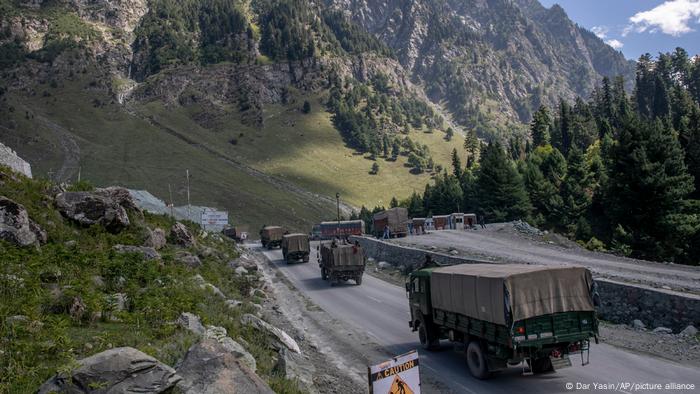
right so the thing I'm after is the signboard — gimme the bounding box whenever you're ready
[201,210,228,226]
[368,350,420,394]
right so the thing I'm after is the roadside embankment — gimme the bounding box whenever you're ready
[352,236,700,332]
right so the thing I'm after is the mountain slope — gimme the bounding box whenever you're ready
[0,0,633,231]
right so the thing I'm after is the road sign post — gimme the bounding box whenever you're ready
[368,350,420,394]
[200,210,228,231]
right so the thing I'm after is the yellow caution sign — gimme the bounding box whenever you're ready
[389,374,414,394]
[368,350,420,394]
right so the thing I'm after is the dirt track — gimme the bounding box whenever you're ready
[391,224,700,295]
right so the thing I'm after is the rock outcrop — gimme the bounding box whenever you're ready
[38,347,180,393]
[144,227,167,250]
[241,314,301,354]
[176,340,274,394]
[55,192,130,233]
[175,251,202,268]
[0,196,46,247]
[170,222,195,247]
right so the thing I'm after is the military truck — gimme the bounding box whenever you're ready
[260,226,285,249]
[318,241,366,285]
[407,264,598,379]
[372,207,409,238]
[282,233,310,263]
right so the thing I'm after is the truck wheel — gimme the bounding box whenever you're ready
[418,318,440,351]
[466,341,491,379]
[355,276,362,285]
[530,357,554,374]
[321,268,327,280]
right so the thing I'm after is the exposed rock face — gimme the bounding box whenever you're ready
[0,196,46,247]
[178,312,206,336]
[38,347,180,393]
[56,192,130,233]
[113,244,161,260]
[204,325,257,372]
[95,186,140,212]
[241,314,301,354]
[170,222,195,247]
[144,227,167,250]
[176,340,274,394]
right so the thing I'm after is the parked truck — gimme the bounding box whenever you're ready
[282,233,310,263]
[407,263,598,379]
[372,207,409,238]
[320,220,364,239]
[318,241,366,285]
[260,226,285,249]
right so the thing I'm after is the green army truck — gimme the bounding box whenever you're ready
[260,226,285,249]
[407,264,599,379]
[282,233,310,263]
[318,242,366,285]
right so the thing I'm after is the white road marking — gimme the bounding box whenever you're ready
[366,295,383,303]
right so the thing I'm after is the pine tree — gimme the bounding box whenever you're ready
[530,105,551,147]
[605,118,697,260]
[476,142,532,221]
[560,148,592,233]
[302,100,311,113]
[463,128,479,163]
[451,148,462,178]
[390,196,399,208]
[445,127,454,141]
[371,162,380,175]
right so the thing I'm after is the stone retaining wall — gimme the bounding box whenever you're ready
[0,142,32,178]
[352,236,700,332]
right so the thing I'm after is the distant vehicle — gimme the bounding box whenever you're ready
[260,226,285,249]
[222,226,248,241]
[431,214,450,230]
[282,233,310,263]
[320,220,363,239]
[372,207,409,238]
[311,224,322,240]
[407,264,599,379]
[317,241,366,285]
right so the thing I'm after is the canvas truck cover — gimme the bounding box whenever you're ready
[430,264,594,325]
[262,226,285,240]
[282,233,310,253]
[373,207,409,232]
[320,243,365,267]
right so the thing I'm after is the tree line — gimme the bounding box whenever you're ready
[360,49,700,265]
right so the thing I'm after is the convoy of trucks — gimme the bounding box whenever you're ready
[260,226,285,249]
[319,220,364,239]
[317,241,366,285]
[407,263,598,379]
[282,233,310,263]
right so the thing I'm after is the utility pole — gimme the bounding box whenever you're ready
[77,166,81,183]
[186,169,191,221]
[336,192,340,237]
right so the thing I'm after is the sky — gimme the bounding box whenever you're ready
[539,0,700,60]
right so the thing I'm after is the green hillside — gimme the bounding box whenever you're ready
[1,76,466,232]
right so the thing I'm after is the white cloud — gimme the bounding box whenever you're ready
[605,39,624,50]
[626,0,700,36]
[591,26,608,39]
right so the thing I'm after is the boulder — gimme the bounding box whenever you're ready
[228,255,258,271]
[113,244,161,261]
[0,196,46,247]
[144,228,166,250]
[175,251,202,268]
[192,274,226,298]
[274,348,315,391]
[235,266,248,276]
[94,187,140,212]
[170,222,195,247]
[204,325,257,371]
[680,325,698,337]
[178,312,206,336]
[631,319,646,330]
[377,261,391,270]
[38,347,180,393]
[55,192,129,233]
[225,299,243,309]
[241,314,300,353]
[652,327,673,335]
[176,340,273,394]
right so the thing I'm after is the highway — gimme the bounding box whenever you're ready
[260,244,699,393]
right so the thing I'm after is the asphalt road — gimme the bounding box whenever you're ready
[260,244,699,394]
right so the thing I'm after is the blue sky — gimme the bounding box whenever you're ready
[539,0,700,59]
